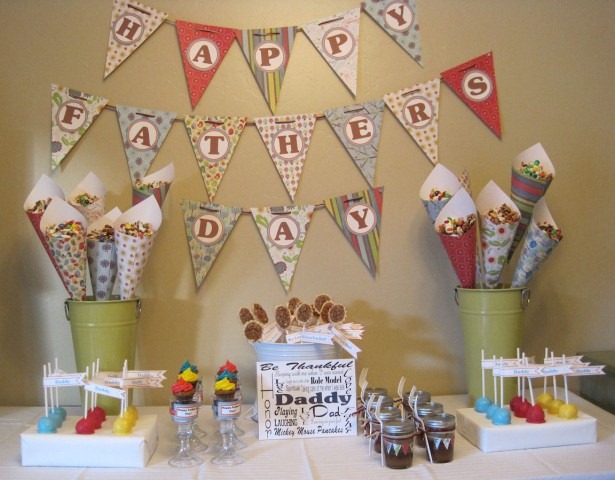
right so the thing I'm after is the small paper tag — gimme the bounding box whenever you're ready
[331,328,361,358]
[261,322,284,343]
[286,330,334,345]
[217,400,241,419]
[172,403,198,419]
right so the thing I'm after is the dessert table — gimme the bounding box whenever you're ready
[2,390,615,479]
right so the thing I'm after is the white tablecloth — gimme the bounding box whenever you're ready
[2,390,615,479]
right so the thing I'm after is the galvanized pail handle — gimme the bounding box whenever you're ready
[454,288,531,309]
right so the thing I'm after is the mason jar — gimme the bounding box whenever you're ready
[381,419,417,469]
[363,395,394,436]
[401,390,431,418]
[414,402,444,448]
[424,413,456,463]
[369,406,402,453]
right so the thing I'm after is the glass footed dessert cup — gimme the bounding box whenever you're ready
[168,399,203,468]
[211,418,245,466]
[192,377,208,438]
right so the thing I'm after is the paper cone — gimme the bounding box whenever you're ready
[435,189,477,288]
[132,163,175,208]
[87,207,121,300]
[40,197,88,300]
[114,196,162,299]
[512,198,562,287]
[419,164,460,223]
[68,171,106,225]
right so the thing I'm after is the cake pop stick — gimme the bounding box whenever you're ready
[493,355,498,406]
[551,352,558,399]
[563,354,569,404]
[500,357,505,408]
[84,366,90,418]
[528,375,535,405]
[43,365,49,417]
[517,348,521,397]
[544,348,549,393]
[481,350,486,398]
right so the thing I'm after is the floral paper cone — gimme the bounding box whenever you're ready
[68,171,106,225]
[87,207,121,300]
[419,164,460,223]
[132,163,175,208]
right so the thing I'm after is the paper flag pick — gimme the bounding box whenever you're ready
[132,162,175,207]
[324,187,384,277]
[383,78,441,165]
[87,207,121,300]
[362,0,423,67]
[235,27,297,113]
[181,200,242,288]
[68,172,106,225]
[441,52,502,138]
[50,84,108,171]
[419,164,460,223]
[325,100,385,187]
[175,21,237,109]
[254,113,317,201]
[251,205,315,292]
[184,115,248,202]
[116,105,177,184]
[302,7,360,95]
[103,0,168,79]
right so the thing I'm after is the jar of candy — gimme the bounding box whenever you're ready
[414,402,444,448]
[401,390,431,418]
[381,419,417,469]
[424,413,456,463]
[369,406,402,453]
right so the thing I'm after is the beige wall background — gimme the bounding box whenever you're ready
[1,0,613,407]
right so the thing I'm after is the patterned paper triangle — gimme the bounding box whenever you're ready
[325,100,385,187]
[324,187,384,277]
[254,113,317,201]
[362,0,423,67]
[441,52,502,138]
[235,27,297,113]
[383,78,440,165]
[116,105,177,184]
[302,7,360,95]
[184,115,248,202]
[50,84,108,171]
[175,21,237,109]
[181,200,242,288]
[103,0,167,79]
[251,205,315,292]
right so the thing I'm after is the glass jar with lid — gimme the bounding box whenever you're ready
[413,401,444,448]
[369,406,402,453]
[381,419,418,469]
[363,395,394,436]
[401,390,431,418]
[423,413,456,463]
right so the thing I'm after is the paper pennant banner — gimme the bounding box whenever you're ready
[184,115,248,201]
[254,113,317,201]
[324,187,384,277]
[251,205,315,292]
[302,7,360,95]
[181,200,242,288]
[384,78,441,165]
[103,0,168,78]
[325,100,385,187]
[132,162,175,207]
[362,0,423,67]
[116,105,176,184]
[50,84,108,171]
[175,21,237,109]
[441,51,502,138]
[235,27,297,113]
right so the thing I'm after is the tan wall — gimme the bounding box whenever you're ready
[1,0,613,406]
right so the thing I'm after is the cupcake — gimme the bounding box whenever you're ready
[214,378,237,400]
[172,377,196,403]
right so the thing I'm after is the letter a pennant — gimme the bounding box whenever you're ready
[116,105,177,184]
[251,205,315,292]
[103,0,168,79]
[184,115,248,202]
[383,78,440,165]
[302,7,360,96]
[50,84,108,171]
[181,200,242,288]
[254,113,317,201]
[235,27,297,113]
[324,187,384,277]
[324,100,385,187]
[441,51,502,138]
[176,21,238,109]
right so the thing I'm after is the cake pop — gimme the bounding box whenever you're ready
[558,403,578,419]
[112,416,133,435]
[547,398,564,415]
[75,417,96,434]
[491,358,512,426]
[536,392,554,410]
[526,404,546,423]
[37,416,57,434]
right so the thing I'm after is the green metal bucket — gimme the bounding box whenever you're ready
[455,287,530,405]
[64,296,141,415]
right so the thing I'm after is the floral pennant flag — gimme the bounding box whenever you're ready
[302,7,360,96]
[51,85,108,171]
[383,78,440,165]
[181,200,242,288]
[325,100,385,187]
[254,113,317,201]
[103,0,168,79]
[235,27,297,113]
[116,105,176,184]
[324,187,384,277]
[175,21,237,109]
[251,205,315,292]
[184,115,248,202]
[362,0,423,67]
[441,52,502,138]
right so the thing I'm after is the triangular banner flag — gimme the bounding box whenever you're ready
[254,113,317,201]
[325,100,385,187]
[324,186,384,277]
[383,78,440,165]
[235,27,297,113]
[181,200,242,288]
[302,7,360,95]
[362,0,423,67]
[175,21,238,109]
[441,51,502,138]
[251,205,315,292]
[103,0,168,78]
[50,84,108,171]
[116,105,177,184]
[184,115,248,202]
